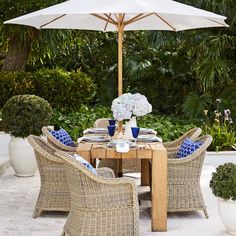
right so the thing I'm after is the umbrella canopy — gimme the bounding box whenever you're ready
[4,0,228,96]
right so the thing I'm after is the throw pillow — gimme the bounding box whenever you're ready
[176,138,203,158]
[50,128,74,147]
[73,154,97,175]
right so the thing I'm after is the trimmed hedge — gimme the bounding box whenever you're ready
[2,95,52,138]
[210,163,236,201]
[0,68,96,110]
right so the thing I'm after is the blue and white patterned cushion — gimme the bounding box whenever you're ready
[73,154,97,175]
[50,128,74,147]
[176,138,203,158]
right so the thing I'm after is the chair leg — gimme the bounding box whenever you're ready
[61,230,66,236]
[203,208,209,218]
[33,209,38,218]
[33,209,42,218]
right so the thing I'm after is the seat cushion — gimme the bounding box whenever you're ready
[176,138,203,158]
[50,128,74,147]
[73,154,97,175]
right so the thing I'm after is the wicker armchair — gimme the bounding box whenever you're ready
[94,118,141,175]
[56,151,139,236]
[163,127,202,151]
[42,126,78,152]
[167,134,212,218]
[93,118,110,128]
[28,135,71,218]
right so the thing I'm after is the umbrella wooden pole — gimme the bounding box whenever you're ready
[118,14,124,133]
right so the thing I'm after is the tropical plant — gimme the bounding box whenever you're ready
[203,99,236,151]
[2,95,52,138]
[210,163,236,200]
[0,0,65,71]
[182,92,212,119]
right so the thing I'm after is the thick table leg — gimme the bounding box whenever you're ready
[141,159,150,186]
[151,149,167,232]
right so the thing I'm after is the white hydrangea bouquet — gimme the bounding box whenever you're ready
[111,93,152,121]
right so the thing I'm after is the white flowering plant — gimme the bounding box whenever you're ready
[111,93,152,121]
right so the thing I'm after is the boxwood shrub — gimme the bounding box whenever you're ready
[0,68,96,110]
[2,95,52,138]
[210,163,236,201]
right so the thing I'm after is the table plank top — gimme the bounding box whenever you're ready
[76,142,165,159]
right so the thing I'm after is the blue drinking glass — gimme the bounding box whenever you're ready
[131,127,140,139]
[107,125,116,138]
[108,119,116,126]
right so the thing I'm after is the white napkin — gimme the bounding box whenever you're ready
[83,128,107,134]
[77,137,87,143]
[156,137,163,143]
[83,129,93,134]
[151,130,157,135]
[140,128,157,135]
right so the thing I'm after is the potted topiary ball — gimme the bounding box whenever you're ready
[210,163,236,235]
[2,95,52,176]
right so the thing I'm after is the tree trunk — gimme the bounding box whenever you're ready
[2,36,31,72]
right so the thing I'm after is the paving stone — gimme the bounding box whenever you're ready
[0,165,229,236]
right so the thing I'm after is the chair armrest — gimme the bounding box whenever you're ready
[96,167,115,178]
[90,176,138,208]
[163,127,202,148]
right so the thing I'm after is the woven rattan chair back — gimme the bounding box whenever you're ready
[163,127,202,150]
[167,134,212,218]
[56,151,139,236]
[42,126,77,152]
[93,118,110,128]
[28,135,70,218]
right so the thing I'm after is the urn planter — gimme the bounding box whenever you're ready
[9,136,37,177]
[218,198,236,235]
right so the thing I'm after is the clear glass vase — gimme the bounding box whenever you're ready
[124,116,137,139]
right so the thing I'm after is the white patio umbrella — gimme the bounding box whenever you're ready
[4,0,228,97]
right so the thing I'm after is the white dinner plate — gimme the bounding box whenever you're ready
[82,136,110,142]
[137,135,162,143]
[84,128,108,134]
[139,128,156,134]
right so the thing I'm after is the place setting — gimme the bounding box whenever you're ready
[79,119,117,143]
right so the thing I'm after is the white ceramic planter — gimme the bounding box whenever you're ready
[204,151,236,167]
[0,132,11,155]
[218,198,236,235]
[9,136,37,177]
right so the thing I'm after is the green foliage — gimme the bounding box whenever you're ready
[182,92,212,119]
[50,105,111,140]
[0,0,65,46]
[210,163,236,201]
[2,95,52,138]
[203,100,236,151]
[0,68,96,110]
[138,114,195,142]
[32,68,96,109]
[51,106,195,142]
[205,124,236,151]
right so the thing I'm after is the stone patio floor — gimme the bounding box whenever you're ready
[0,163,229,236]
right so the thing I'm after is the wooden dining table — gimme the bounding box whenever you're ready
[76,139,167,232]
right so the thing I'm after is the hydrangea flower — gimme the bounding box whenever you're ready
[111,93,152,121]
